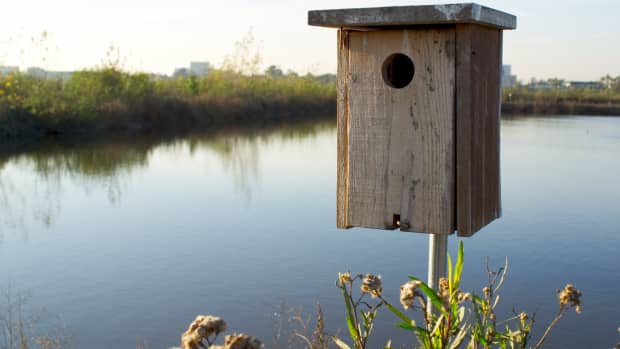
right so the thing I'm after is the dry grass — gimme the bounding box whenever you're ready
[0,69,335,140]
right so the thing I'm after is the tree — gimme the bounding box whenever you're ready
[547,78,565,89]
[265,65,283,78]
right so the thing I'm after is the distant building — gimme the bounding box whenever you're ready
[189,62,210,76]
[0,66,19,75]
[527,81,552,90]
[27,67,47,78]
[563,81,603,90]
[149,73,170,80]
[501,65,517,88]
[25,67,73,80]
[173,68,189,78]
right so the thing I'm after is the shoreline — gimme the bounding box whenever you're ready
[501,102,620,116]
[0,98,336,141]
[0,108,335,155]
[2,101,619,146]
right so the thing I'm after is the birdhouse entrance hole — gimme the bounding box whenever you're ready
[382,53,414,88]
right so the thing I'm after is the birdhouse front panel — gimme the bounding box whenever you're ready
[337,28,455,235]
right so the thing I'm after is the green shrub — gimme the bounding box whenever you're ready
[333,242,582,349]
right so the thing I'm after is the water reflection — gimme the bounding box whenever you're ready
[0,120,335,233]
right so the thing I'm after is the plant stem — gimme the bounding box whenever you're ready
[532,308,566,349]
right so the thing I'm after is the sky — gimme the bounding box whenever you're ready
[1,0,619,81]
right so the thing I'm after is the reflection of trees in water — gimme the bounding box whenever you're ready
[0,141,152,238]
[201,135,260,200]
[27,143,151,204]
[0,283,71,349]
[0,162,60,232]
[0,119,336,233]
[185,120,335,200]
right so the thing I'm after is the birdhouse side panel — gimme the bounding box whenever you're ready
[337,30,351,229]
[455,24,502,236]
[339,29,455,234]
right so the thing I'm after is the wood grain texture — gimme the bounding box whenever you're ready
[336,30,351,229]
[341,28,455,235]
[455,24,502,236]
[308,3,517,30]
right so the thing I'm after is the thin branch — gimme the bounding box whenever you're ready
[532,308,567,349]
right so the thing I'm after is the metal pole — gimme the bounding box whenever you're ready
[427,233,448,290]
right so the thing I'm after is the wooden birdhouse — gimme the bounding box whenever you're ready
[309,3,516,236]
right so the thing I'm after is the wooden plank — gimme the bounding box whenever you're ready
[336,30,351,229]
[496,31,503,220]
[455,24,473,237]
[345,30,393,229]
[344,28,455,234]
[455,24,502,236]
[308,3,517,30]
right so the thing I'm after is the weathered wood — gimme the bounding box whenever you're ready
[341,29,455,235]
[455,24,502,236]
[337,30,351,229]
[309,3,516,30]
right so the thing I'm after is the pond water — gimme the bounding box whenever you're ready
[0,116,619,349]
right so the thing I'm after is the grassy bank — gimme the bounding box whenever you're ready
[3,69,620,142]
[502,87,620,115]
[0,69,336,140]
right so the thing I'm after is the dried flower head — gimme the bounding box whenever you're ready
[224,333,262,349]
[519,312,528,325]
[400,280,422,310]
[438,277,449,292]
[201,315,227,336]
[181,315,228,349]
[483,287,491,299]
[338,272,352,287]
[558,284,582,313]
[457,292,472,304]
[485,327,495,338]
[360,274,383,298]
[181,329,203,349]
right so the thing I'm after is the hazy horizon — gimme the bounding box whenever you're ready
[1,0,619,81]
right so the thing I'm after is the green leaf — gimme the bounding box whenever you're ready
[361,311,369,328]
[408,276,446,314]
[447,252,454,294]
[332,336,353,349]
[385,302,412,324]
[432,336,442,349]
[478,332,489,346]
[398,322,431,339]
[454,241,464,290]
[341,288,358,340]
[472,294,485,306]
[346,316,358,341]
[430,313,445,337]
[448,324,469,349]
[397,321,415,330]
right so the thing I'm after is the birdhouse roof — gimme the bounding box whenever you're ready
[308,3,516,30]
